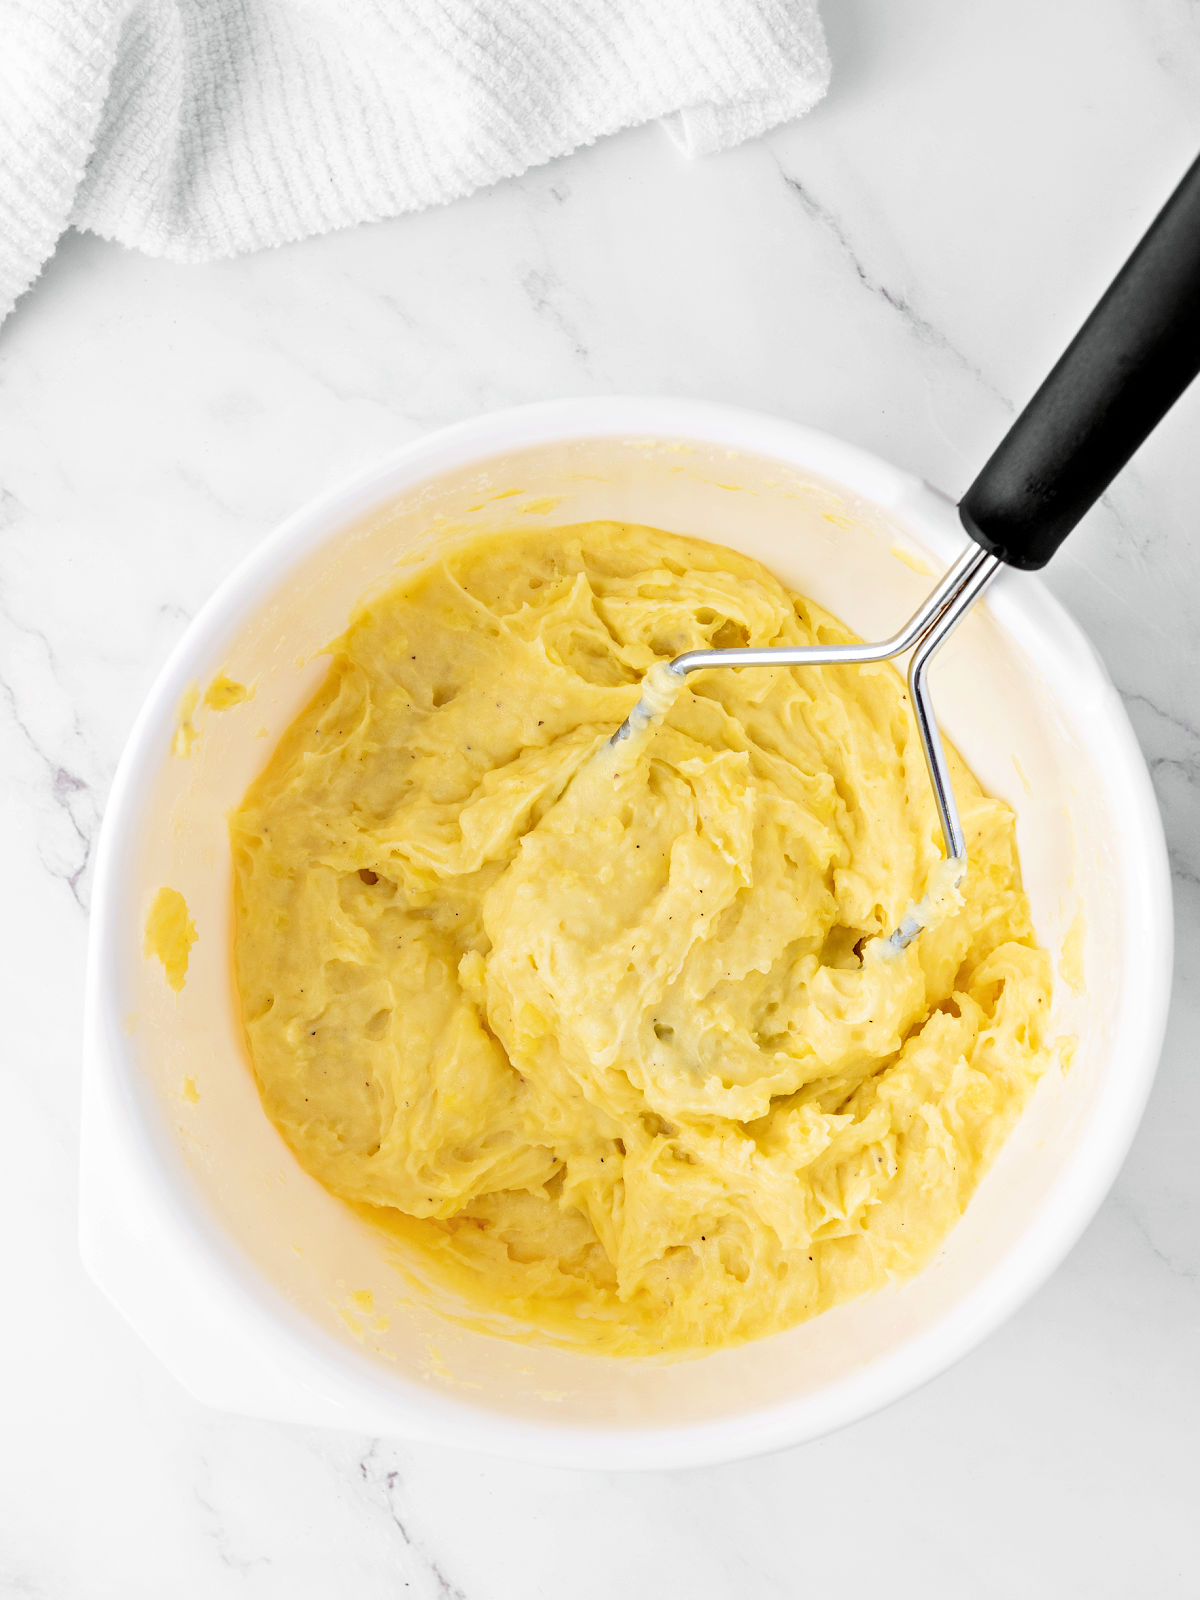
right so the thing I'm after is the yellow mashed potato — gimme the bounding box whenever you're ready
[145,885,196,992]
[232,523,1051,1355]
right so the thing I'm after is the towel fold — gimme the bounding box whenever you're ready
[0,0,828,323]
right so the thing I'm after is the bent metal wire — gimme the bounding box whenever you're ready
[610,544,1004,950]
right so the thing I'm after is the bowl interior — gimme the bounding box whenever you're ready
[99,426,1146,1451]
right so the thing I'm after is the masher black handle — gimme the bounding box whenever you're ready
[959,153,1200,570]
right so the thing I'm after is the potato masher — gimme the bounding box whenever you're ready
[613,152,1200,948]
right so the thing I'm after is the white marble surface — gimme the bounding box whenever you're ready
[3,0,1200,1593]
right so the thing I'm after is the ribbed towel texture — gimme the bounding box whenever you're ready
[0,0,828,323]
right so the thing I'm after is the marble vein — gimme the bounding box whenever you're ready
[1111,1189,1200,1287]
[1121,685,1200,883]
[358,1443,468,1599]
[521,265,592,364]
[193,1481,272,1577]
[773,159,1006,405]
[0,584,101,911]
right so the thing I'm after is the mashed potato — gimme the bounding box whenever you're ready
[232,523,1051,1355]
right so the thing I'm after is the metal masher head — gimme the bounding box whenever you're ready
[610,544,1003,951]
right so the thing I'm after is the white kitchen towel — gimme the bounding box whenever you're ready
[0,0,828,323]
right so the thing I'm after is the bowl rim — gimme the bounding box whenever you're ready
[82,396,1174,1469]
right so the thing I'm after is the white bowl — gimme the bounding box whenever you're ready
[81,399,1172,1469]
